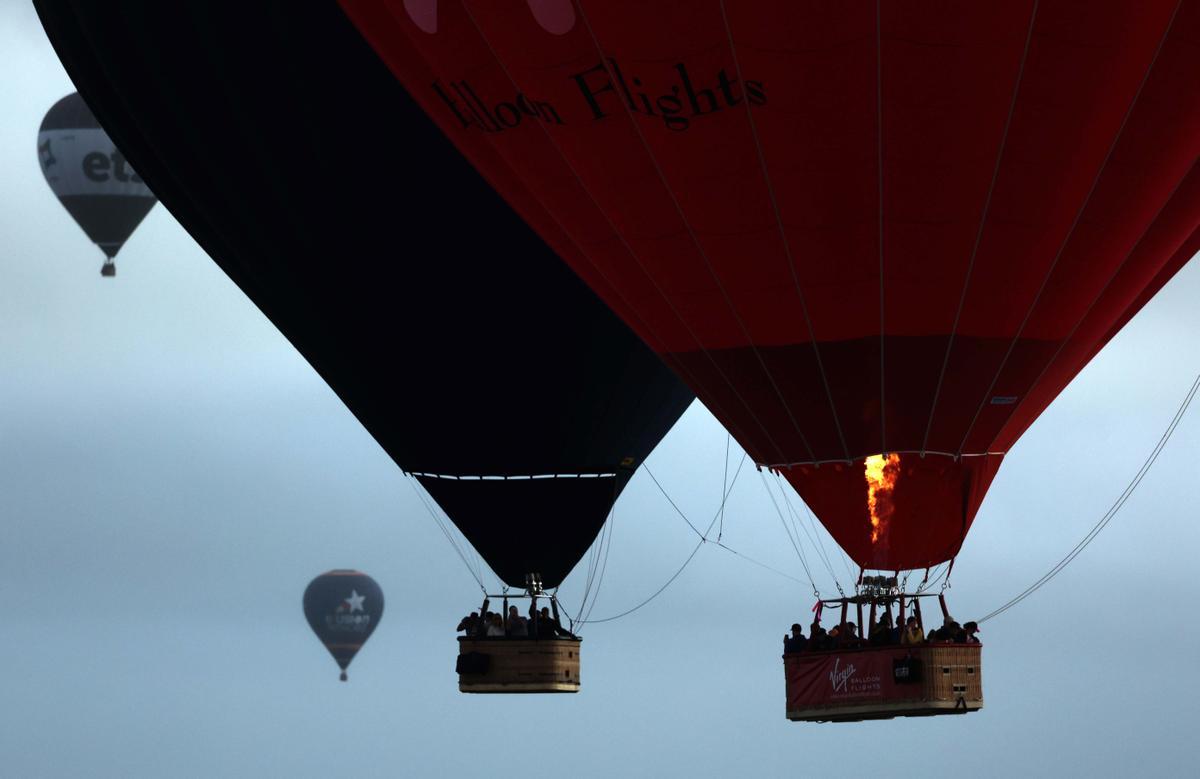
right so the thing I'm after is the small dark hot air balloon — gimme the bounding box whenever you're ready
[303,571,384,682]
[38,92,156,276]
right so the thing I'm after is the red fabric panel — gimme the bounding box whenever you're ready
[782,453,1001,571]
[338,0,1200,570]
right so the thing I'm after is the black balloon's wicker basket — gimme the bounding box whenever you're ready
[457,637,582,693]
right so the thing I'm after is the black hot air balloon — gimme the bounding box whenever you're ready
[304,571,384,681]
[38,93,156,277]
[33,2,692,594]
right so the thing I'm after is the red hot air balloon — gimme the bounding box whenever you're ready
[338,0,1200,574]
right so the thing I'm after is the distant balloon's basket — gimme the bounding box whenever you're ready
[456,637,581,694]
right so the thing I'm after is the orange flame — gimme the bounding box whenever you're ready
[864,454,900,544]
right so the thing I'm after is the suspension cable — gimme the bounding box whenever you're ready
[578,501,618,627]
[759,469,820,595]
[576,454,748,624]
[773,473,858,583]
[977,372,1200,624]
[719,434,730,541]
[772,472,842,591]
[643,464,705,539]
[777,474,839,582]
[405,475,487,594]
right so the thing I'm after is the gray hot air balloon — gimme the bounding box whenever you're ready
[38,93,156,277]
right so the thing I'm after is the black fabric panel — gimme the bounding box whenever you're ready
[57,194,156,257]
[38,92,101,131]
[417,475,625,588]
[34,0,693,585]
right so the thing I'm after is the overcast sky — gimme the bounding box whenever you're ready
[3,5,1200,777]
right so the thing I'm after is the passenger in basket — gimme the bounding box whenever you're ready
[901,616,925,645]
[456,611,480,636]
[961,621,980,644]
[783,623,807,653]
[535,606,572,638]
[869,614,893,646]
[838,622,862,648]
[485,612,505,637]
[932,618,961,643]
[810,624,830,651]
[506,605,528,637]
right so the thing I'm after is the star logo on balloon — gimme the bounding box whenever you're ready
[344,590,366,613]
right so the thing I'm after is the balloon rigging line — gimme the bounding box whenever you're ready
[643,464,707,540]
[759,469,820,594]
[576,500,617,629]
[406,475,488,594]
[875,0,887,456]
[952,3,1180,460]
[776,479,858,584]
[575,1,821,466]
[977,372,1200,624]
[772,472,843,592]
[918,0,1040,457]
[575,513,608,623]
[574,480,620,621]
[574,453,749,624]
[916,563,949,595]
[710,540,809,586]
[776,476,837,580]
[570,539,702,625]
[778,476,834,588]
[457,0,778,463]
[719,434,730,541]
[715,0,851,463]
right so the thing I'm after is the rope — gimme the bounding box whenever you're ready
[759,469,820,594]
[919,0,1040,455]
[576,453,748,624]
[711,540,808,585]
[778,483,858,583]
[579,539,706,624]
[576,3,818,465]
[643,464,705,540]
[715,0,851,461]
[719,434,730,541]
[573,501,615,630]
[577,501,617,627]
[773,472,842,591]
[455,3,764,456]
[875,0,886,454]
[406,475,487,594]
[573,477,624,628]
[977,372,1200,623]
[954,2,1182,458]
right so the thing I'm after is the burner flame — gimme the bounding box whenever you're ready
[864,454,900,544]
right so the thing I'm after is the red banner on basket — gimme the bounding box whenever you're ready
[785,647,919,709]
